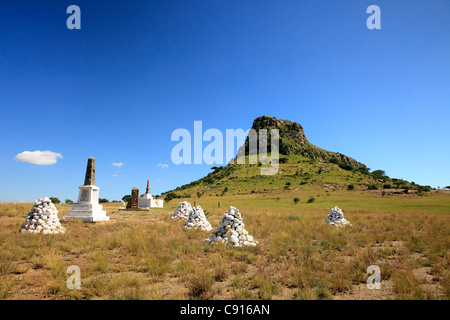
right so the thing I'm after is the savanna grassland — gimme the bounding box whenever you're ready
[0,189,449,300]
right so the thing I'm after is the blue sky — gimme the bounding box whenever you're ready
[0,0,449,202]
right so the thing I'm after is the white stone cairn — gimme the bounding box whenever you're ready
[20,197,66,234]
[326,206,352,227]
[206,206,258,247]
[171,201,192,220]
[182,205,212,231]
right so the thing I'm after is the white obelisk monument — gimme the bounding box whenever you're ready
[63,157,110,222]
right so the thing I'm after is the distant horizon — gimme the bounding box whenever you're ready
[3,113,448,204]
[1,1,449,202]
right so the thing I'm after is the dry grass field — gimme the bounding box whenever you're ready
[0,189,449,300]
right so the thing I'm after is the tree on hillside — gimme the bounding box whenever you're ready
[49,197,60,204]
[372,170,386,179]
[122,195,131,202]
[65,199,73,204]
[165,192,179,202]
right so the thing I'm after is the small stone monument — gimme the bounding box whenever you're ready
[63,157,110,222]
[138,180,164,208]
[127,187,139,209]
[182,205,212,231]
[171,201,192,220]
[205,206,258,247]
[20,197,66,234]
[326,206,352,227]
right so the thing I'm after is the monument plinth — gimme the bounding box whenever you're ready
[63,157,110,222]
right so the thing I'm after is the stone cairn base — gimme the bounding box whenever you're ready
[326,206,352,227]
[171,201,192,220]
[182,205,212,231]
[206,206,258,247]
[20,197,66,234]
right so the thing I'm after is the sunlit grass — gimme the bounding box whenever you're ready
[0,190,448,300]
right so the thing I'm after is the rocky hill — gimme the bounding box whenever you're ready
[163,116,426,197]
[239,116,366,168]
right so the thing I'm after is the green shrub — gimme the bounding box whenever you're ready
[329,158,339,164]
[307,197,315,203]
[357,167,370,175]
[165,192,179,202]
[417,185,431,192]
[372,170,389,180]
[368,184,377,190]
[339,163,353,171]
[293,197,300,204]
[347,184,355,191]
[49,197,60,204]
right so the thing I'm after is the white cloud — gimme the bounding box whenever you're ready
[112,174,118,177]
[112,162,123,167]
[14,150,63,165]
[112,174,126,178]
[157,164,169,169]
[155,179,163,183]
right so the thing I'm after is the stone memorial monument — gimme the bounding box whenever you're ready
[138,180,164,208]
[205,206,258,247]
[127,186,139,209]
[63,157,110,222]
[326,206,352,227]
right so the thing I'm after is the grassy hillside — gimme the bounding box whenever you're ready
[162,116,431,200]
[164,154,430,199]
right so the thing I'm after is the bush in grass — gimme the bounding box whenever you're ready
[339,163,353,171]
[49,197,60,204]
[307,197,315,203]
[294,197,300,204]
[165,192,179,202]
[347,184,355,191]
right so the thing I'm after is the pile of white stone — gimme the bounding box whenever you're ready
[171,201,192,220]
[326,206,352,227]
[182,205,213,231]
[206,206,258,247]
[20,197,66,234]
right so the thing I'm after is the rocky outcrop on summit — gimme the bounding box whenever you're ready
[239,116,366,168]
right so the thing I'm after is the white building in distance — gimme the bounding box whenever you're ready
[138,180,163,208]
